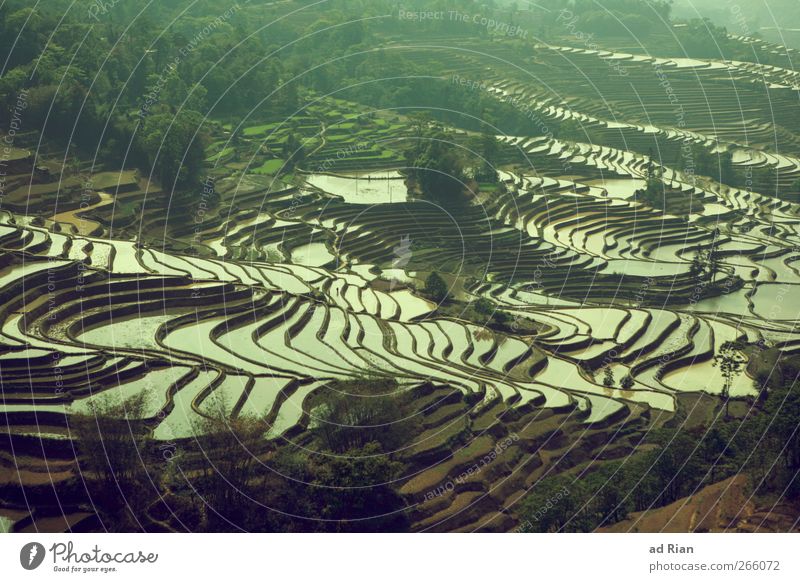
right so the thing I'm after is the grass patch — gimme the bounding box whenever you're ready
[252,158,286,175]
[206,147,234,162]
[243,122,281,137]
[326,134,356,142]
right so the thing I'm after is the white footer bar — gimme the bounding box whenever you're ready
[1,533,796,581]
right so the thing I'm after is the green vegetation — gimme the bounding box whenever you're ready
[553,0,673,38]
[519,352,800,531]
[406,127,469,205]
[714,341,748,418]
[632,169,666,209]
[468,128,501,183]
[602,366,615,388]
[423,272,450,303]
[3,0,800,537]
[71,391,157,531]
[73,378,414,532]
[676,145,737,185]
[253,158,286,176]
[138,110,209,188]
[310,377,419,453]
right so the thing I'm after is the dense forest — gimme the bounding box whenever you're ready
[0,0,784,191]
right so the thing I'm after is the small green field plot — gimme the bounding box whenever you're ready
[206,146,235,162]
[328,122,356,131]
[252,158,286,175]
[243,122,283,137]
[326,134,354,142]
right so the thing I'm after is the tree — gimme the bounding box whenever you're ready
[138,109,209,188]
[281,79,299,113]
[792,179,800,198]
[602,366,615,388]
[283,132,306,169]
[633,162,666,209]
[620,375,634,390]
[474,297,495,316]
[752,166,777,197]
[71,390,161,530]
[558,118,589,142]
[708,247,721,284]
[649,431,705,505]
[424,271,449,303]
[408,130,468,206]
[231,127,244,162]
[0,8,48,69]
[718,150,737,185]
[311,377,416,453]
[708,228,723,283]
[470,125,500,183]
[181,404,269,532]
[586,466,631,527]
[700,427,729,483]
[746,354,800,496]
[262,436,409,532]
[689,248,708,281]
[408,112,433,158]
[518,476,589,532]
[713,341,747,418]
[765,383,800,490]
[690,242,721,284]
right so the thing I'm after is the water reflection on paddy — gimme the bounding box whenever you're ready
[307,171,408,204]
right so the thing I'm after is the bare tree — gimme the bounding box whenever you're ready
[71,390,160,530]
[184,395,269,531]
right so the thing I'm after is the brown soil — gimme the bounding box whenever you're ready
[601,474,800,533]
